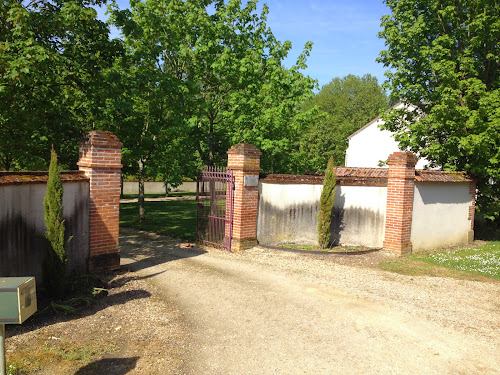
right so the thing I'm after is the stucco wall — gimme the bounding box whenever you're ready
[257,183,386,248]
[123,181,196,194]
[411,182,472,251]
[332,186,387,248]
[257,183,321,245]
[0,181,89,281]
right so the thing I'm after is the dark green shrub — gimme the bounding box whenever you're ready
[318,157,336,249]
[43,147,68,297]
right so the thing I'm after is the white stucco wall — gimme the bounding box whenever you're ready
[257,183,322,245]
[123,181,197,194]
[333,186,387,248]
[411,182,472,251]
[257,182,387,248]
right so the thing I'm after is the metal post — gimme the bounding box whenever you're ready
[0,324,6,375]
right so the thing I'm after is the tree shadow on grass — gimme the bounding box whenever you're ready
[74,356,139,375]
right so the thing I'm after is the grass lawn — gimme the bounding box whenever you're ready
[379,241,500,281]
[120,199,197,241]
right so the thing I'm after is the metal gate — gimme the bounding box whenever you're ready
[196,166,235,251]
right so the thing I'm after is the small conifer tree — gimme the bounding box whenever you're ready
[43,146,67,297]
[317,157,336,249]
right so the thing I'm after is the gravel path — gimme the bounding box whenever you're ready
[120,228,500,375]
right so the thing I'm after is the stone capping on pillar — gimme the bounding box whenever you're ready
[227,143,261,251]
[383,151,418,255]
[77,131,122,272]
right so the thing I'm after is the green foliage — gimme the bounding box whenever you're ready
[420,242,500,280]
[107,0,316,176]
[378,0,500,220]
[0,0,121,170]
[317,157,336,249]
[300,74,388,171]
[43,147,67,297]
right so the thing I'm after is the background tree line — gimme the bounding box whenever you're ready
[2,0,498,223]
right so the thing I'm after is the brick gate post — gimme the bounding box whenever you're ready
[227,144,261,251]
[383,151,418,255]
[78,131,122,272]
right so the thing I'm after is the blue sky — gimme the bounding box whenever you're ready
[97,0,391,89]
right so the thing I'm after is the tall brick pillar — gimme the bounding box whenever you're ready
[78,131,122,272]
[227,144,261,251]
[383,151,418,255]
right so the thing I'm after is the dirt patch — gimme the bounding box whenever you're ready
[5,270,187,375]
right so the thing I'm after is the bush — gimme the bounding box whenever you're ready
[42,147,68,298]
[317,157,336,248]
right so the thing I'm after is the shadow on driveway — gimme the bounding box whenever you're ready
[119,228,206,272]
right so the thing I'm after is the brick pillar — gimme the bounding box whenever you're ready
[77,131,122,272]
[383,152,418,255]
[227,144,261,251]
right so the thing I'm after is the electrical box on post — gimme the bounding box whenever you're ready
[0,277,37,324]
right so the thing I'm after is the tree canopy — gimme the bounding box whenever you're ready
[378,0,500,220]
[300,74,388,170]
[0,0,121,170]
[108,0,316,174]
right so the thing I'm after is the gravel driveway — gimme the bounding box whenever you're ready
[119,228,500,375]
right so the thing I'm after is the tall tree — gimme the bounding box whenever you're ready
[108,0,316,220]
[300,74,388,171]
[377,0,500,220]
[0,0,120,170]
[318,156,336,249]
[43,147,67,297]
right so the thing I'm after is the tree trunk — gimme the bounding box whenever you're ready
[138,159,146,223]
[120,173,124,199]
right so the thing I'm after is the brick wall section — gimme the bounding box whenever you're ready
[383,152,418,254]
[227,144,261,251]
[77,131,122,272]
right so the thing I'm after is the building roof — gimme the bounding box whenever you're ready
[347,101,408,140]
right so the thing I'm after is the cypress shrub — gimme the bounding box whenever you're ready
[43,147,67,297]
[317,157,336,248]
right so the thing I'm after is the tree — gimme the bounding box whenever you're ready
[43,147,67,297]
[108,0,316,220]
[0,0,120,170]
[300,74,388,171]
[377,0,500,221]
[318,157,336,249]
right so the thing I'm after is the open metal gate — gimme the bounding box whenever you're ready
[196,166,235,251]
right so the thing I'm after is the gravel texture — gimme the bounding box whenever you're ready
[120,228,500,375]
[6,228,499,374]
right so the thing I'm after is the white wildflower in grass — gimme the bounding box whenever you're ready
[425,242,500,279]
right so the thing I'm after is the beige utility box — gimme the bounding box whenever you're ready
[0,277,37,324]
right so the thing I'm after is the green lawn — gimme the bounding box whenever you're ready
[379,242,500,281]
[120,199,197,241]
[418,242,500,279]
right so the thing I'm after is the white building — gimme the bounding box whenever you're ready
[345,102,431,169]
